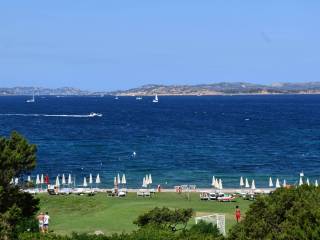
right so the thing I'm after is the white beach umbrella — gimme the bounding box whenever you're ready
[121,174,126,185]
[300,172,304,177]
[269,177,273,188]
[145,174,149,185]
[83,177,88,187]
[219,179,223,190]
[68,174,72,185]
[306,178,310,186]
[41,174,44,184]
[62,174,66,185]
[283,179,287,188]
[299,176,303,186]
[275,178,280,188]
[14,178,19,185]
[315,180,318,187]
[36,174,40,185]
[89,173,93,184]
[149,174,152,185]
[240,177,244,187]
[96,174,101,184]
[142,177,147,188]
[114,176,118,186]
[10,178,14,184]
[215,179,219,188]
[245,178,250,188]
[117,173,121,186]
[55,176,60,187]
[212,176,216,187]
[27,176,31,182]
[251,180,256,190]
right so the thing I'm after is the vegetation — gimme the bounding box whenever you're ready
[0,132,38,240]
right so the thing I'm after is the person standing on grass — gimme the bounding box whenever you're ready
[235,206,241,222]
[43,212,50,233]
[37,212,44,233]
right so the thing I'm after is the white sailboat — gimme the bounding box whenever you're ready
[26,92,35,103]
[152,94,158,103]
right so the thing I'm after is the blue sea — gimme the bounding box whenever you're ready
[1,95,320,188]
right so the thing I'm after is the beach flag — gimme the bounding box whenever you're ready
[212,176,216,187]
[68,174,72,185]
[269,177,273,188]
[149,174,152,185]
[245,178,250,188]
[275,178,280,188]
[283,179,287,188]
[83,177,88,187]
[251,179,256,190]
[306,178,310,186]
[55,176,60,187]
[299,176,303,186]
[121,174,126,185]
[315,180,318,187]
[240,176,244,187]
[96,174,101,184]
[62,174,66,185]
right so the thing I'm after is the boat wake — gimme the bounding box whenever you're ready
[0,113,103,118]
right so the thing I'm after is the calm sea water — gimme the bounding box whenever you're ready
[0,95,320,188]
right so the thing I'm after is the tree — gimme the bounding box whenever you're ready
[0,132,39,240]
[134,207,193,232]
[228,185,320,240]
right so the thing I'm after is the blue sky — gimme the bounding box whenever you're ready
[0,1,319,91]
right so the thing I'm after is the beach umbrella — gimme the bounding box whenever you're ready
[275,178,280,188]
[299,176,303,186]
[300,172,304,177]
[114,176,118,187]
[219,179,223,190]
[215,179,219,188]
[55,176,60,187]
[306,178,310,186]
[62,174,66,185]
[27,176,31,182]
[251,180,256,190]
[117,173,121,186]
[36,174,40,185]
[83,177,88,187]
[44,175,49,184]
[41,174,44,184]
[245,178,250,188]
[121,174,126,185]
[96,174,101,184]
[240,177,244,187]
[89,174,93,184]
[14,178,19,185]
[149,174,152,185]
[68,174,72,185]
[212,176,216,187]
[269,177,273,188]
[315,180,319,187]
[145,174,149,185]
[283,179,287,188]
[10,178,14,184]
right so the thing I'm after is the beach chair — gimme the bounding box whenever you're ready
[144,190,151,197]
[137,189,145,197]
[200,192,209,200]
[118,191,126,197]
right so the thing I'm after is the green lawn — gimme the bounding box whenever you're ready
[37,192,251,236]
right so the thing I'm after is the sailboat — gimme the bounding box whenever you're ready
[136,96,142,100]
[152,94,158,103]
[26,92,35,103]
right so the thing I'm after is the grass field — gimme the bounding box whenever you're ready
[37,192,251,235]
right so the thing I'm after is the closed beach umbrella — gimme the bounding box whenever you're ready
[36,174,40,185]
[41,174,44,184]
[306,178,310,186]
[55,176,60,187]
[299,176,303,186]
[96,174,101,184]
[315,180,318,187]
[27,176,31,182]
[62,174,66,185]
[117,173,121,186]
[114,176,118,187]
[149,174,152,185]
[14,178,19,185]
[212,176,216,187]
[300,172,304,177]
[10,178,14,184]
[219,179,223,190]
[145,174,149,185]
[240,177,244,187]
[215,179,219,188]
[142,177,146,188]
[68,174,72,185]
[83,177,88,187]
[269,177,273,188]
[275,178,280,188]
[89,174,93,184]
[283,179,287,188]
[251,180,256,190]
[245,178,250,188]
[121,174,126,185]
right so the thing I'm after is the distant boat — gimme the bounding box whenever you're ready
[136,97,142,100]
[88,112,103,117]
[26,92,35,103]
[115,96,119,100]
[152,94,158,103]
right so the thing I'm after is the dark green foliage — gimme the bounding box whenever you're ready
[228,185,320,240]
[134,207,193,232]
[0,132,39,239]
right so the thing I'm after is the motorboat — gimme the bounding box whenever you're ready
[89,112,103,117]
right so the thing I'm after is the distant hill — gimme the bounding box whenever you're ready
[2,82,320,96]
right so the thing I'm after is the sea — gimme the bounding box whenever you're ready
[0,95,320,188]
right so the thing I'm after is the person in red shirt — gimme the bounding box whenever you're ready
[235,206,241,222]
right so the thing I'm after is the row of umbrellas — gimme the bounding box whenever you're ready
[142,174,152,188]
[113,173,127,187]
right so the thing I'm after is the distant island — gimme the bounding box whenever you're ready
[2,82,320,96]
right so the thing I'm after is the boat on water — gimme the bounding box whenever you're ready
[26,92,35,103]
[115,96,119,100]
[136,97,142,100]
[88,112,103,117]
[152,94,158,103]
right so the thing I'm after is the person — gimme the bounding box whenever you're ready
[43,212,50,233]
[235,206,241,222]
[37,212,44,233]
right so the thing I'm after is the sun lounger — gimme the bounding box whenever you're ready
[118,191,126,197]
[200,192,209,200]
[137,189,145,197]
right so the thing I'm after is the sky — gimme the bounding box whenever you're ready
[0,1,319,91]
